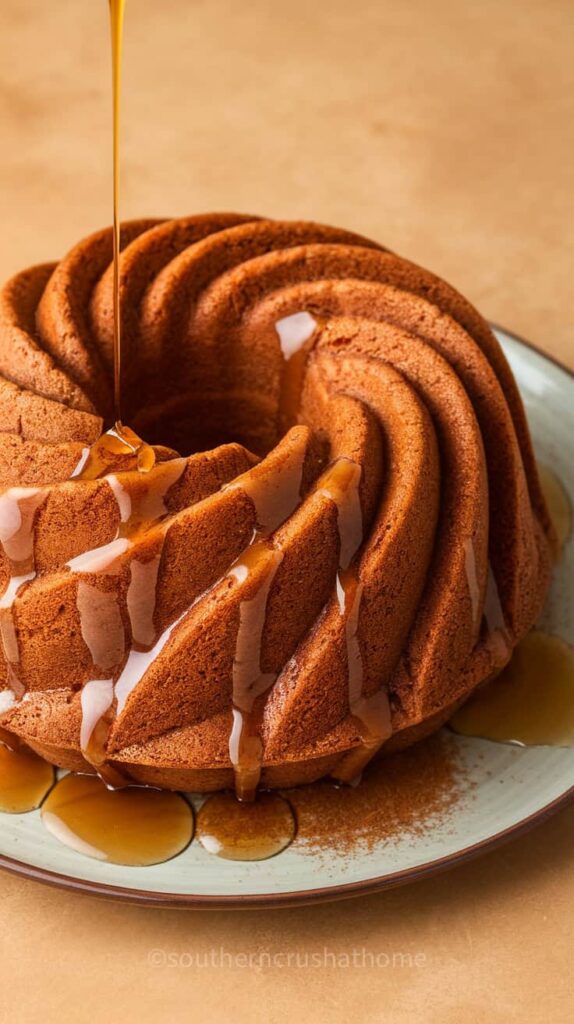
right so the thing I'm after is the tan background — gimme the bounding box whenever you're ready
[0,0,572,1021]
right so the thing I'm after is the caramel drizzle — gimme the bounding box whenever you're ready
[71,422,156,481]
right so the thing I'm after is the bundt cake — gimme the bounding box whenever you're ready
[0,214,557,798]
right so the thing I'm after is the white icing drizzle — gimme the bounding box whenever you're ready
[0,600,24,672]
[463,537,481,631]
[483,564,512,663]
[274,311,320,429]
[315,458,363,571]
[223,442,306,535]
[0,573,35,612]
[0,493,25,548]
[0,573,36,696]
[316,460,373,724]
[76,581,126,673]
[80,679,115,753]
[73,460,186,768]
[227,708,244,770]
[0,488,44,565]
[66,537,131,574]
[115,609,186,714]
[275,311,317,360]
[107,474,132,522]
[223,445,308,797]
[128,458,186,523]
[0,488,47,698]
[0,689,16,715]
[69,447,91,478]
[126,554,163,648]
[316,458,392,782]
[229,545,284,715]
[335,572,364,706]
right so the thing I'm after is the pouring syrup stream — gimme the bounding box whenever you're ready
[72,0,155,478]
[110,0,125,426]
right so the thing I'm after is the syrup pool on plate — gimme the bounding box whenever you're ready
[538,462,572,549]
[196,792,297,861]
[0,742,55,813]
[450,630,574,747]
[41,774,194,866]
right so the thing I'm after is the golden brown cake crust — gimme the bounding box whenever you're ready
[0,214,555,791]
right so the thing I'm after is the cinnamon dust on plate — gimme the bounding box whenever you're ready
[285,732,466,856]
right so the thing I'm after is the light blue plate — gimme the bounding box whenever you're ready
[0,326,572,907]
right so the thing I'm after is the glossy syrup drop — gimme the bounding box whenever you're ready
[41,774,194,865]
[450,630,574,746]
[71,422,156,481]
[196,792,296,861]
[539,463,572,549]
[0,743,55,813]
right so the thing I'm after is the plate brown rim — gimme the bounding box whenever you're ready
[0,324,572,909]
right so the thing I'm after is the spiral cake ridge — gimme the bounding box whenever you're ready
[0,214,556,794]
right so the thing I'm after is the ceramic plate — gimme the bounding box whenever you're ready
[0,326,572,908]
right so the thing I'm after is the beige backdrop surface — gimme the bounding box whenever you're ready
[0,1,572,1022]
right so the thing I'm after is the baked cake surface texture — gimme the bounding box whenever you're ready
[0,214,556,795]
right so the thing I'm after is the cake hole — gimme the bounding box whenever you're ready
[130,393,280,457]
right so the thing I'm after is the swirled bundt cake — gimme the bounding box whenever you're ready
[0,214,556,796]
